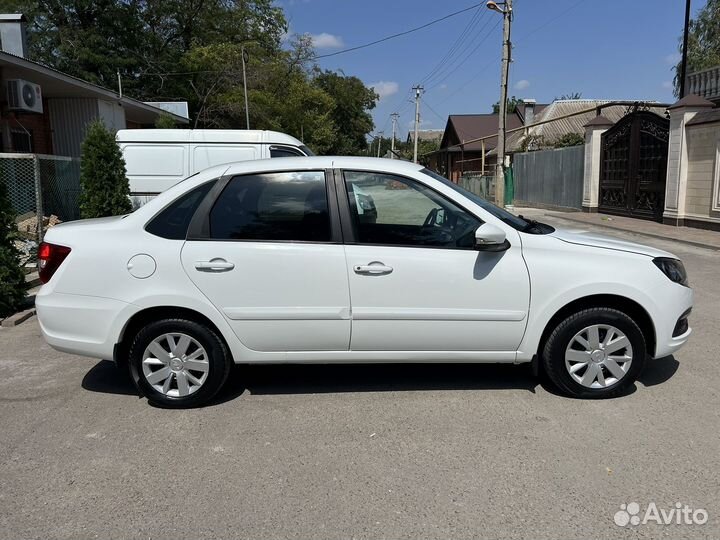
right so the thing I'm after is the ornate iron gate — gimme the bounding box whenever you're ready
[598,110,669,221]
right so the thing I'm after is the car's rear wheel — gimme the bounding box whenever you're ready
[542,307,646,398]
[128,318,232,408]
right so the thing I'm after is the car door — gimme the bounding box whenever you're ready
[181,169,351,352]
[339,169,530,352]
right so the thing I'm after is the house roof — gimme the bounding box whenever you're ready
[668,93,715,110]
[407,129,444,143]
[502,99,668,153]
[0,50,188,124]
[438,103,549,153]
[440,113,523,152]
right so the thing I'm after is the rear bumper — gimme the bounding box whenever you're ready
[36,290,131,360]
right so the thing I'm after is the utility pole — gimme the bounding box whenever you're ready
[412,85,423,163]
[390,112,399,159]
[241,45,250,129]
[679,0,691,98]
[376,132,384,158]
[489,0,512,207]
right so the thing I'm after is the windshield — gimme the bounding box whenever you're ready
[421,168,531,231]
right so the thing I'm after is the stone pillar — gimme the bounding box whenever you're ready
[663,94,715,226]
[582,115,614,212]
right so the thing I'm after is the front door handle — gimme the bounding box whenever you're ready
[195,258,235,272]
[353,261,393,275]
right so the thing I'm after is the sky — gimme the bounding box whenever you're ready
[280,0,708,139]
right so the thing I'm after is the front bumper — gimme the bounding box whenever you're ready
[653,286,694,359]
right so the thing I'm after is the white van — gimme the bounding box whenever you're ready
[117,129,312,206]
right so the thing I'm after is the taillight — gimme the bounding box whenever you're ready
[38,242,71,284]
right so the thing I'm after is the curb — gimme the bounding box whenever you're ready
[1,308,36,328]
[549,214,720,252]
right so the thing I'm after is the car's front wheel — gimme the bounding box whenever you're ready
[128,318,232,408]
[542,307,646,398]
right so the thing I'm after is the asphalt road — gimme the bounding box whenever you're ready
[1,215,719,539]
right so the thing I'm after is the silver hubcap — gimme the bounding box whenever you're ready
[565,324,633,389]
[142,333,209,397]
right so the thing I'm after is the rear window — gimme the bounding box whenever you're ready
[145,181,214,239]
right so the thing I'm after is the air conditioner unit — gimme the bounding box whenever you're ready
[7,79,43,113]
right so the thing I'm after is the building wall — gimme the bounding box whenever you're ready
[685,123,720,222]
[0,97,53,154]
[48,98,99,157]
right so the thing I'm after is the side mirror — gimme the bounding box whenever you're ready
[474,223,510,252]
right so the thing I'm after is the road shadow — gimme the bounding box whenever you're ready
[212,362,539,404]
[81,355,680,406]
[638,355,679,387]
[82,360,138,396]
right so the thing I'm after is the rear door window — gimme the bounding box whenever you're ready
[209,171,330,242]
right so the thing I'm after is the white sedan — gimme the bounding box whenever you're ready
[35,157,693,407]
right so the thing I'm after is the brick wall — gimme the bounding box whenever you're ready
[1,98,53,154]
[685,124,720,219]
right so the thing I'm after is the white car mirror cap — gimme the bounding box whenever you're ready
[474,223,509,252]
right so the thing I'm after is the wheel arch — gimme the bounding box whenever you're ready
[536,294,656,359]
[114,306,234,369]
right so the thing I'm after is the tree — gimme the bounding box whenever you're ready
[492,96,520,114]
[556,92,583,100]
[79,121,132,218]
[314,70,378,155]
[155,112,178,129]
[0,178,26,317]
[553,132,585,148]
[673,0,720,95]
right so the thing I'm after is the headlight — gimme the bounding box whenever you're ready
[653,257,689,286]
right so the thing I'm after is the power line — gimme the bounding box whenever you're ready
[314,3,483,59]
[424,17,500,91]
[418,7,486,86]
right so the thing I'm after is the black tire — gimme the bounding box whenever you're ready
[542,307,646,399]
[128,318,232,408]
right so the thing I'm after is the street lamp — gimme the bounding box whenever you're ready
[486,1,508,14]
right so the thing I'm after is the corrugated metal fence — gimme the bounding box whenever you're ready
[513,146,585,209]
[458,172,496,202]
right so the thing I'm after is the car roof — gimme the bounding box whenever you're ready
[224,156,425,175]
[116,129,304,146]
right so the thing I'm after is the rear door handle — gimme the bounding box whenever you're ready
[353,262,393,275]
[195,258,235,272]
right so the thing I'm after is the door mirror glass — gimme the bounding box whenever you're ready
[474,223,509,251]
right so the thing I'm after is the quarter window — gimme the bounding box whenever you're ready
[344,171,481,248]
[209,171,331,241]
[145,181,213,239]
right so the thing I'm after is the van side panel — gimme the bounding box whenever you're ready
[122,143,189,195]
[191,145,259,174]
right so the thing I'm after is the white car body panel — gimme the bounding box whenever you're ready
[36,156,693,368]
[344,242,529,351]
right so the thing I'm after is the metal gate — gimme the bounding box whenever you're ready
[598,110,669,221]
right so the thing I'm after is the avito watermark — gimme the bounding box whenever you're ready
[614,502,708,527]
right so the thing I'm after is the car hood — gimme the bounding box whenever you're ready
[550,227,676,258]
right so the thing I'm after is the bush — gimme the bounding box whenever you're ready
[0,180,27,317]
[79,120,132,218]
[553,132,585,148]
